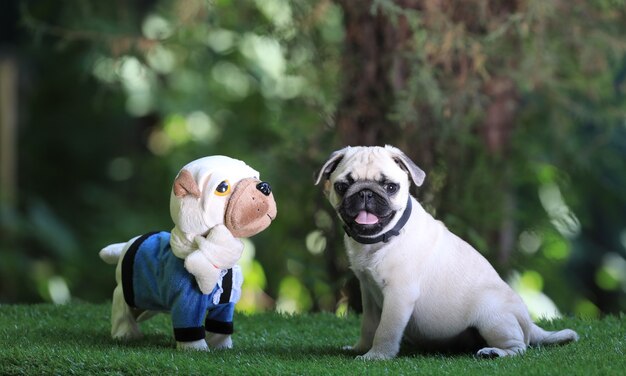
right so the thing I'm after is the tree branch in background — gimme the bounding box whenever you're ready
[21,4,157,56]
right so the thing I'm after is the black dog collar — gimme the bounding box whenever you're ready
[343,196,412,245]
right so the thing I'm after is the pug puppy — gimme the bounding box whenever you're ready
[315,145,578,360]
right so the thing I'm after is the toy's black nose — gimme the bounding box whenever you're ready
[256,182,272,196]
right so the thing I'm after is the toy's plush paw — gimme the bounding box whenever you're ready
[177,339,209,351]
[204,224,237,245]
[195,225,244,270]
[184,251,222,294]
[112,328,143,341]
[206,333,233,350]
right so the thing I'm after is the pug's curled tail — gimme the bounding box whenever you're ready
[529,323,579,347]
[99,243,126,265]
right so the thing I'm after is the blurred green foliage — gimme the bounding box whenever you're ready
[1,0,345,312]
[0,0,625,318]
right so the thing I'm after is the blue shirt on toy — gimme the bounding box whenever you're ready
[121,231,242,342]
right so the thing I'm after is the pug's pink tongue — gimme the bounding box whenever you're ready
[355,211,379,225]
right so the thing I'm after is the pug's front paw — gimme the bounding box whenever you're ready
[195,226,244,270]
[342,344,368,354]
[356,350,394,360]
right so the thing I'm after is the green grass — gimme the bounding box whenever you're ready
[0,303,624,375]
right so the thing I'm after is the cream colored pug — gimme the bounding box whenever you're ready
[100,156,277,350]
[315,145,578,360]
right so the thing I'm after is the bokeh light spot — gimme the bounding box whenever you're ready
[211,61,251,99]
[48,276,71,305]
[276,276,312,313]
[142,14,173,40]
[206,29,236,53]
[107,157,134,181]
[305,230,326,255]
[146,45,176,74]
[575,299,600,318]
[519,230,542,254]
[186,111,219,142]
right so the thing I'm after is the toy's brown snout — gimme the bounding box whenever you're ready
[224,178,277,238]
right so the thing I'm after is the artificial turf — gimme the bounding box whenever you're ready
[0,303,623,375]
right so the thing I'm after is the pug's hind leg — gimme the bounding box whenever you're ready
[111,285,142,340]
[476,314,527,358]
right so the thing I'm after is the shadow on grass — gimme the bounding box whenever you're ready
[14,304,488,361]
[231,341,480,362]
[32,323,482,361]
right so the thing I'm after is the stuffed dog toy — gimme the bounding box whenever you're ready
[100,156,277,350]
[315,145,578,360]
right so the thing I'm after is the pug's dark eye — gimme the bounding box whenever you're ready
[334,182,349,195]
[215,180,231,196]
[383,183,398,194]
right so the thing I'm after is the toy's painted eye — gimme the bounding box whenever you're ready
[215,180,231,196]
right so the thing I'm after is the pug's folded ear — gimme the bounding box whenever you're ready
[314,148,349,185]
[385,145,426,187]
[173,169,201,198]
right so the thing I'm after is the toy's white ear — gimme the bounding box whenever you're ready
[173,169,201,198]
[170,167,209,245]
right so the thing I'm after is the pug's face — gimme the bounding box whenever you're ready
[315,146,425,239]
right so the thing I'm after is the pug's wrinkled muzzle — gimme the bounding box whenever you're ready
[224,178,277,238]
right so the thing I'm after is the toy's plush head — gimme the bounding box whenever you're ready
[169,156,277,252]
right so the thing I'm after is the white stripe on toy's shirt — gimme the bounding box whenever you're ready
[229,265,243,303]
